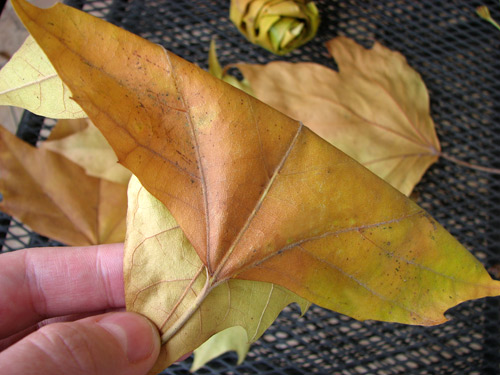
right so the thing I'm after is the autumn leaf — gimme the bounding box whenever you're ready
[0,35,86,118]
[235,37,441,196]
[42,118,132,185]
[11,0,500,369]
[0,125,126,245]
[126,176,309,371]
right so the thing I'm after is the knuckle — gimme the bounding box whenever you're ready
[34,322,99,374]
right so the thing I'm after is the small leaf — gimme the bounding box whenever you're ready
[191,326,250,371]
[125,176,309,370]
[208,39,253,96]
[0,124,126,245]
[236,37,441,196]
[208,39,224,79]
[0,36,86,119]
[42,118,132,185]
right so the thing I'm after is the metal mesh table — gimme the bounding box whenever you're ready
[1,0,500,374]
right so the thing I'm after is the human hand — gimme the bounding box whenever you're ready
[0,244,160,375]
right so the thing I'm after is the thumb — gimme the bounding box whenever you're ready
[0,312,161,375]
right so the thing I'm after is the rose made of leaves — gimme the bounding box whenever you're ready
[230,0,320,55]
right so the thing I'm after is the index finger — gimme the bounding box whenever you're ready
[0,244,124,338]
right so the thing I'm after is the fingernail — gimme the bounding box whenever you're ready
[98,312,159,363]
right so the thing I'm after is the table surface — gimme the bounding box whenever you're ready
[1,1,500,374]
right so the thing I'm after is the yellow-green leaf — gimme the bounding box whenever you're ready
[208,39,253,96]
[0,36,86,119]
[208,39,224,79]
[125,176,309,370]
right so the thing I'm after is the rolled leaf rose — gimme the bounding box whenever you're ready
[230,0,320,55]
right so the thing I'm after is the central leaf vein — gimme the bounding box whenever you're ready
[163,49,212,274]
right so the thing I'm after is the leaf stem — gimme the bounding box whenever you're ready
[160,267,212,344]
[439,152,500,174]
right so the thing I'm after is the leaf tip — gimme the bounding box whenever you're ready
[476,5,500,31]
[488,278,500,295]
[476,5,491,21]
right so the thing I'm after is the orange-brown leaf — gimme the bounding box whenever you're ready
[12,0,500,332]
[0,125,126,245]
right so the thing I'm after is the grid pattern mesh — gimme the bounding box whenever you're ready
[1,0,500,374]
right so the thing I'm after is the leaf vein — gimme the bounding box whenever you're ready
[357,230,473,286]
[363,152,437,166]
[163,48,212,273]
[238,211,424,275]
[249,99,271,178]
[295,245,426,319]
[373,81,433,146]
[160,265,205,330]
[250,284,274,342]
[0,73,58,96]
[129,225,181,267]
[273,86,430,149]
